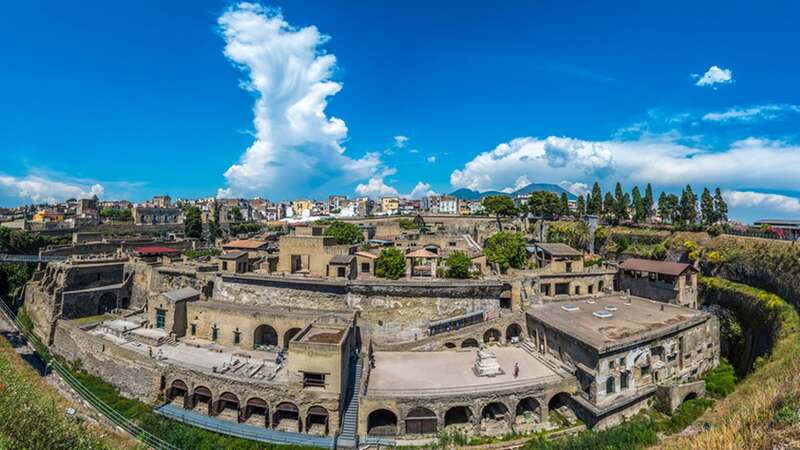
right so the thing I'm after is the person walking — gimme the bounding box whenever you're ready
[514,362,520,378]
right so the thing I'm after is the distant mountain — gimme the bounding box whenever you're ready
[450,183,577,201]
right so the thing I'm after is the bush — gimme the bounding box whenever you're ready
[523,417,658,449]
[658,398,714,434]
[705,357,736,398]
[445,251,472,279]
[375,248,406,279]
[484,232,527,273]
[323,221,363,245]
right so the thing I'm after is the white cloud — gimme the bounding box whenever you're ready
[216,3,390,199]
[695,65,733,87]
[393,135,408,148]
[450,135,800,193]
[354,177,399,198]
[724,190,800,214]
[409,148,419,154]
[702,104,800,122]
[0,174,104,204]
[426,155,437,163]
[558,180,589,196]
[408,182,438,199]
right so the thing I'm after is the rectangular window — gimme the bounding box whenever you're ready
[303,372,326,388]
[565,262,573,273]
[361,262,370,273]
[233,330,241,345]
[555,283,569,295]
[155,308,166,329]
[337,267,346,277]
[588,285,594,294]
[222,261,228,270]
[190,323,196,336]
[540,283,551,296]
[641,365,651,376]
[575,285,581,295]
[606,376,615,394]
[621,372,629,390]
[211,327,218,342]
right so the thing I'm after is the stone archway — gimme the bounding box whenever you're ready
[506,323,523,343]
[405,407,437,435]
[244,397,269,426]
[548,393,578,427]
[306,405,330,436]
[167,379,187,405]
[461,338,479,348]
[483,328,502,345]
[515,397,542,423]
[283,328,302,349]
[367,409,398,436]
[444,406,473,430]
[215,392,240,421]
[253,324,278,349]
[191,386,213,415]
[480,402,510,434]
[273,402,301,432]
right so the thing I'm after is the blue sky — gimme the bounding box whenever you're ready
[1,1,799,222]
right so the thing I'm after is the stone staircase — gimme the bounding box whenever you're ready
[520,340,570,375]
[336,355,363,449]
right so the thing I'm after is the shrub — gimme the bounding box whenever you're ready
[484,232,527,273]
[375,248,406,279]
[323,221,363,245]
[658,398,714,434]
[445,251,472,279]
[705,357,736,398]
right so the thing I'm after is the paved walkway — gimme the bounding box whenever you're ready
[156,403,335,449]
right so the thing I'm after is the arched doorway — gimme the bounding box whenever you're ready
[443,342,457,350]
[506,323,523,343]
[515,397,542,423]
[684,392,698,402]
[483,328,502,344]
[481,402,510,434]
[461,338,479,348]
[253,324,278,349]
[167,379,188,405]
[405,407,437,435]
[215,392,240,421]
[244,397,269,426]
[367,409,398,436]
[305,406,330,436]
[273,402,301,432]
[548,393,577,427]
[98,292,117,314]
[191,386,213,415]
[284,328,302,348]
[444,406,472,430]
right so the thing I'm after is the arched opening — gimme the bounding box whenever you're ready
[444,406,472,430]
[506,323,523,343]
[253,324,278,349]
[98,292,117,314]
[283,328,302,349]
[367,409,398,436]
[191,386,213,415]
[444,342,457,350]
[243,397,269,427]
[461,338,479,348]
[273,402,301,432]
[305,406,330,436]
[515,397,542,424]
[483,328,502,344]
[548,393,577,427]
[215,392,240,421]
[480,402,510,434]
[405,407,437,435]
[684,392,698,403]
[167,379,187,406]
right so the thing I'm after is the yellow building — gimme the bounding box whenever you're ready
[32,210,65,223]
[381,197,400,214]
[292,199,313,216]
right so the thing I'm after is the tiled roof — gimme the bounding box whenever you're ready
[619,258,695,276]
[224,239,269,249]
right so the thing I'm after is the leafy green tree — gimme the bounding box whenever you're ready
[603,192,614,220]
[525,191,562,218]
[643,183,654,221]
[613,182,629,223]
[714,188,728,223]
[445,251,472,279]
[631,186,646,223]
[575,195,586,217]
[484,232,528,273]
[99,207,132,221]
[679,185,698,225]
[559,192,570,217]
[375,247,406,279]
[482,195,518,230]
[230,206,244,222]
[588,182,603,215]
[700,187,715,226]
[183,206,203,239]
[324,221,364,245]
[208,199,222,240]
[658,192,680,224]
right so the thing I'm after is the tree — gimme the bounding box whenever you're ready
[375,247,406,279]
[700,187,715,226]
[184,206,203,239]
[484,232,528,273]
[208,199,222,240]
[559,192,570,217]
[643,183,654,222]
[575,196,586,217]
[631,186,646,223]
[714,188,728,223]
[679,185,698,225]
[324,221,364,245]
[482,195,518,230]
[658,193,680,224]
[445,251,472,279]
[525,191,561,218]
[588,182,603,215]
[603,192,615,219]
[230,206,244,222]
[613,182,629,223]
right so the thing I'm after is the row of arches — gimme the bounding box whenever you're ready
[366,394,561,436]
[253,325,302,350]
[442,323,524,350]
[168,380,331,435]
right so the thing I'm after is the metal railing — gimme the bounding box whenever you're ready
[0,298,180,450]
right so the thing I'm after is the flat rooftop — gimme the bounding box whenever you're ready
[299,327,345,344]
[527,294,708,353]
[366,347,564,397]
